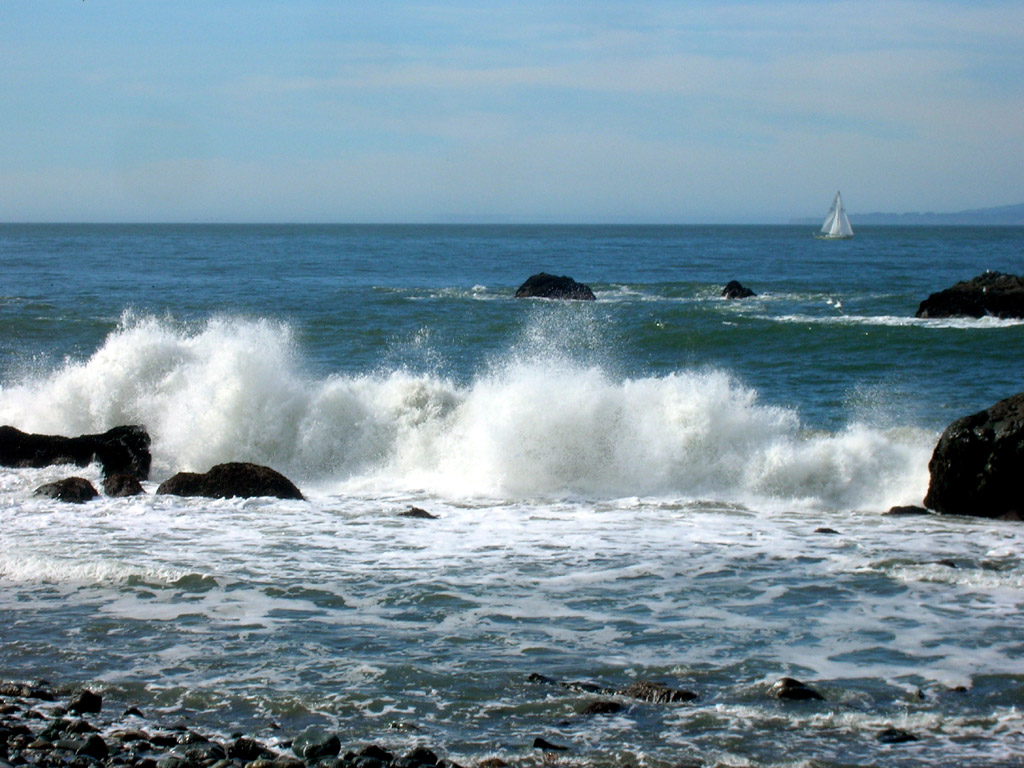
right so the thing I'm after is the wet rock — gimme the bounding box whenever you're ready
[157,462,304,501]
[103,473,147,497]
[514,273,596,301]
[916,271,1024,319]
[400,506,438,520]
[770,677,824,701]
[617,680,697,704]
[884,505,931,516]
[0,425,151,479]
[76,735,109,761]
[228,738,274,761]
[814,527,840,535]
[403,747,438,766]
[532,738,569,752]
[877,727,919,744]
[292,729,340,761]
[722,280,756,299]
[358,745,394,764]
[34,477,98,504]
[923,392,1024,519]
[68,690,103,715]
[578,700,623,716]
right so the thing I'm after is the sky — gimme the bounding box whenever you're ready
[1,1,1022,223]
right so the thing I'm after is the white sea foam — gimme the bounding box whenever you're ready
[0,313,933,510]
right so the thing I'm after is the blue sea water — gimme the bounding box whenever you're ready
[1,224,1023,767]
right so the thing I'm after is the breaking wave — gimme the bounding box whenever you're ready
[0,314,933,509]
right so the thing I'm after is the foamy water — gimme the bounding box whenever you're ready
[3,224,1024,766]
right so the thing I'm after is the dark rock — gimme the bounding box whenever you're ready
[34,477,98,504]
[884,505,931,516]
[157,463,303,501]
[103,473,147,497]
[532,738,569,752]
[76,735,108,761]
[923,392,1024,519]
[722,280,756,299]
[123,706,146,718]
[877,727,919,744]
[578,701,623,716]
[814,527,840,535]
[0,425,151,479]
[65,720,99,734]
[770,677,824,701]
[514,273,596,301]
[67,690,102,715]
[618,680,697,703]
[183,741,226,764]
[292,729,340,761]
[916,271,1024,319]
[400,507,437,520]
[357,745,393,764]
[227,737,272,761]
[527,673,556,685]
[403,748,438,766]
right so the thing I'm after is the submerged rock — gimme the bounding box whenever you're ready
[103,473,147,497]
[0,425,151,479]
[400,506,438,519]
[923,392,1024,519]
[915,271,1024,319]
[514,273,596,300]
[770,677,824,701]
[34,477,99,504]
[617,680,697,703]
[722,280,756,299]
[157,462,304,500]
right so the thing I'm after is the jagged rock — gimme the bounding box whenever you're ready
[0,425,151,479]
[722,280,756,299]
[103,473,146,497]
[617,680,697,703]
[34,477,98,504]
[400,506,437,519]
[916,271,1024,319]
[770,677,824,701]
[923,392,1024,518]
[514,273,596,300]
[156,462,303,501]
[68,689,102,714]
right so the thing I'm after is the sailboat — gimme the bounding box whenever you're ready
[815,191,854,239]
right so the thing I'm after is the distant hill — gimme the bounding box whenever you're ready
[792,202,1024,226]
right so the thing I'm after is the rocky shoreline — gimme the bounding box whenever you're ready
[0,682,460,768]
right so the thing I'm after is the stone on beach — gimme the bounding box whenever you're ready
[514,273,596,300]
[923,391,1024,519]
[156,462,304,500]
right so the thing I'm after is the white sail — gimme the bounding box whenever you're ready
[817,191,853,239]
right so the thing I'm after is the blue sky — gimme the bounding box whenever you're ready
[2,1,1021,222]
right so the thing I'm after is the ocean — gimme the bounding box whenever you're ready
[1,224,1022,767]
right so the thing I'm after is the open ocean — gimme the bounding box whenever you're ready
[1,223,1023,767]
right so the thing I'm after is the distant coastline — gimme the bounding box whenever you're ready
[792,202,1024,226]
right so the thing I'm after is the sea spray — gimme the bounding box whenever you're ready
[0,314,932,509]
